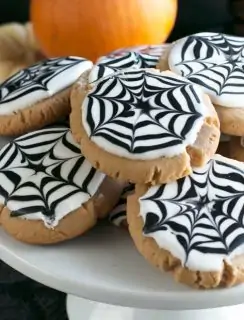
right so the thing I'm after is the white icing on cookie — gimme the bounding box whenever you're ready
[139,155,244,271]
[82,69,208,160]
[93,44,171,83]
[0,125,105,228]
[0,57,93,115]
[169,32,244,108]
[97,44,171,65]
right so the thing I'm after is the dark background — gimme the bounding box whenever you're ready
[0,0,238,319]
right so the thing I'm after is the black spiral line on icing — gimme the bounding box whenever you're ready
[109,184,134,226]
[91,52,160,83]
[104,44,167,59]
[98,51,160,70]
[142,157,244,263]
[0,57,87,104]
[175,33,244,95]
[0,125,102,224]
[85,69,204,156]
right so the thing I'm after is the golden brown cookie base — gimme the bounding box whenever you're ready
[70,70,92,144]
[229,136,244,162]
[0,199,96,245]
[70,71,220,185]
[215,105,244,136]
[0,87,71,136]
[127,191,244,289]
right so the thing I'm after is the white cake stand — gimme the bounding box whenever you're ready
[1,224,244,320]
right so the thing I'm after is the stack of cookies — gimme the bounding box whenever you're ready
[1,33,244,290]
[0,56,125,245]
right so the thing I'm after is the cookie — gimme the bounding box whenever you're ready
[167,32,244,135]
[108,184,134,228]
[70,67,220,185]
[217,134,230,157]
[0,124,123,244]
[128,155,244,289]
[96,44,171,70]
[0,56,93,136]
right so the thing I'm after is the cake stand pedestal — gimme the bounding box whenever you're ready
[66,295,244,320]
[1,224,244,320]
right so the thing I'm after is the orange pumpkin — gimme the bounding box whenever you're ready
[31,0,177,61]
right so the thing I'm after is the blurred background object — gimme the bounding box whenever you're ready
[0,0,233,41]
[0,22,41,83]
[30,0,177,61]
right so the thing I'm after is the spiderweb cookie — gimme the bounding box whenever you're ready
[0,56,92,136]
[71,67,220,184]
[128,155,244,288]
[0,124,122,244]
[167,32,244,135]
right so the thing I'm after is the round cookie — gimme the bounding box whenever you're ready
[70,67,220,185]
[97,44,171,70]
[108,184,134,228]
[0,56,93,136]
[167,32,244,135]
[229,136,244,162]
[128,155,244,289]
[0,124,123,244]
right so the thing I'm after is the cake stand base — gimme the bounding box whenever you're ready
[66,295,244,320]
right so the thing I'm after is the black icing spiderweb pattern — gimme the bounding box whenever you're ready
[84,69,205,159]
[0,57,87,104]
[170,33,244,97]
[0,125,104,226]
[98,51,160,70]
[142,157,244,266]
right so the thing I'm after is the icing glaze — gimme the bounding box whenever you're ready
[98,51,159,70]
[0,57,93,115]
[109,184,134,227]
[93,44,171,83]
[102,44,170,57]
[91,52,159,84]
[89,65,116,84]
[139,155,244,271]
[168,32,244,108]
[0,125,105,228]
[82,69,208,160]
[97,44,170,65]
